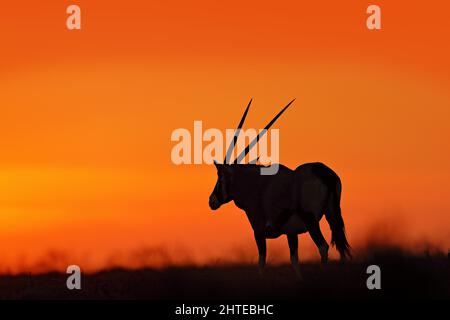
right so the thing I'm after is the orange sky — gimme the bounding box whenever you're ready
[0,0,449,274]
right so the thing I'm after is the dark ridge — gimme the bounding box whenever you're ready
[1,245,449,300]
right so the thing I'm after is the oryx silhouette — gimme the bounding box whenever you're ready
[208,99,351,278]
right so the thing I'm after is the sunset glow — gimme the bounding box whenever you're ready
[1,1,449,274]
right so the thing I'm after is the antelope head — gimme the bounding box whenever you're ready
[208,98,294,211]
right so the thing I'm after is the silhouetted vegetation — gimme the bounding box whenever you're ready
[1,245,449,300]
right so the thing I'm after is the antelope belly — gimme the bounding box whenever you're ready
[280,214,307,234]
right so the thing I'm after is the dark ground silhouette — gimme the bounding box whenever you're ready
[1,246,449,300]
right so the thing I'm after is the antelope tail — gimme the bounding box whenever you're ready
[325,179,351,259]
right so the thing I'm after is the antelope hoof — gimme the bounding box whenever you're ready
[319,244,329,264]
[258,260,266,277]
[293,266,303,281]
[258,267,265,278]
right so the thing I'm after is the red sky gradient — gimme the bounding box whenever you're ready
[0,1,449,273]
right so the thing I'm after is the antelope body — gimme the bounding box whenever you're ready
[208,99,350,277]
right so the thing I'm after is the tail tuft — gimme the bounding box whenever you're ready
[330,222,352,259]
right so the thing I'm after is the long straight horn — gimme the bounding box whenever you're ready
[224,99,252,164]
[234,98,295,164]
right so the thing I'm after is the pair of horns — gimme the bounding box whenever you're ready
[223,98,295,164]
